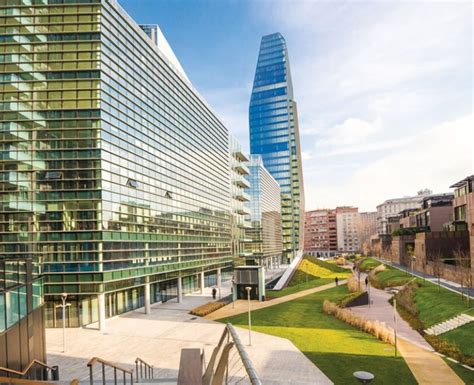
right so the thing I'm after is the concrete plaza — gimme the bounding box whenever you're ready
[46,276,332,385]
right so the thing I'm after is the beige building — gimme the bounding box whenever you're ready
[359,212,377,251]
[336,207,360,253]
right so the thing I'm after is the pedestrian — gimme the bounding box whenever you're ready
[335,277,339,286]
[212,287,217,300]
[365,277,369,287]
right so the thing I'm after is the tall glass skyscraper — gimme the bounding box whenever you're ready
[249,32,305,262]
[0,0,233,328]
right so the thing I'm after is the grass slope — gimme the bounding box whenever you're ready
[268,256,351,298]
[358,258,381,272]
[221,286,417,385]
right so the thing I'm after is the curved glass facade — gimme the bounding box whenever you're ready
[0,0,233,327]
[249,33,305,261]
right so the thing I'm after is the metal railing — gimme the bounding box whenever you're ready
[134,358,153,382]
[0,360,58,381]
[202,323,262,385]
[0,377,78,385]
[87,357,133,385]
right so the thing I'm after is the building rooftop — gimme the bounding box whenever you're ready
[450,175,474,188]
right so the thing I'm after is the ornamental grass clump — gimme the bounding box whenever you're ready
[323,299,394,345]
[347,276,363,293]
[190,300,228,317]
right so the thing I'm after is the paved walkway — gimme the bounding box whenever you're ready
[206,280,346,321]
[350,271,464,385]
[46,281,332,385]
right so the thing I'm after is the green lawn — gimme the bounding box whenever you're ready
[358,258,381,272]
[442,322,474,357]
[220,285,417,385]
[369,266,413,289]
[445,358,474,385]
[413,279,474,328]
[267,256,351,298]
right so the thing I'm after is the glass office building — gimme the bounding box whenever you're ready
[0,0,233,328]
[249,33,305,262]
[244,155,282,267]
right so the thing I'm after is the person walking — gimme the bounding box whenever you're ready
[212,287,217,300]
[335,277,339,286]
[365,276,369,287]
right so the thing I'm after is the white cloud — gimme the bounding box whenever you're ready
[305,115,474,211]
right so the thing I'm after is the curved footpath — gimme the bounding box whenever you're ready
[205,280,346,321]
[351,271,464,385]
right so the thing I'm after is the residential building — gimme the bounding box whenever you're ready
[303,209,338,257]
[0,0,233,329]
[376,189,432,234]
[244,156,283,268]
[249,33,305,262]
[358,212,377,252]
[399,209,418,230]
[415,193,453,231]
[229,134,252,263]
[0,259,46,375]
[336,207,360,253]
[450,175,474,273]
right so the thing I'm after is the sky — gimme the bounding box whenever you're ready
[119,0,473,212]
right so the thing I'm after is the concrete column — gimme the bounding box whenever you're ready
[200,271,205,294]
[217,268,222,299]
[177,276,183,303]
[98,293,106,332]
[144,283,151,315]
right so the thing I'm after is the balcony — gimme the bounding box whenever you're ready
[234,175,250,189]
[235,206,251,215]
[234,191,250,202]
[233,163,250,175]
[238,220,252,229]
[232,150,249,162]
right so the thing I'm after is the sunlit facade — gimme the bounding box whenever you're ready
[244,155,282,267]
[229,134,252,264]
[0,0,233,327]
[249,32,305,262]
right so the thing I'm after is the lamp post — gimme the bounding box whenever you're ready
[55,293,71,353]
[245,286,252,346]
[393,298,398,357]
[231,278,235,309]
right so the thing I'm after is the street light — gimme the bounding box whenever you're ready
[55,292,71,353]
[245,286,252,346]
[231,278,235,309]
[393,298,398,357]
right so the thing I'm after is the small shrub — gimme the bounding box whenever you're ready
[323,300,394,345]
[190,300,229,317]
[347,276,363,293]
[425,335,474,367]
[335,257,346,266]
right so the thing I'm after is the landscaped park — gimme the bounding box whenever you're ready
[212,256,474,384]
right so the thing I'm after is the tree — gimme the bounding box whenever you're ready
[453,248,471,306]
[430,251,444,293]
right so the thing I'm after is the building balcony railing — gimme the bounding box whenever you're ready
[235,206,251,215]
[232,150,250,162]
[233,163,250,175]
[234,191,250,202]
[234,176,250,189]
[238,220,252,229]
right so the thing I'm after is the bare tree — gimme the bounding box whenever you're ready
[454,248,471,306]
[431,251,443,293]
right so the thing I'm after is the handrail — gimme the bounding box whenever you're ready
[134,358,153,382]
[203,323,262,385]
[0,359,58,379]
[0,377,77,385]
[87,357,133,385]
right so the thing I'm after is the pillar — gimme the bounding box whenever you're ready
[144,283,151,315]
[200,271,205,294]
[177,276,183,303]
[98,293,106,332]
[217,268,222,299]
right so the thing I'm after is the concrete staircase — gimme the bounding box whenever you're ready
[425,313,474,336]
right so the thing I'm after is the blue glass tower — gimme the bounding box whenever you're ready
[249,33,305,262]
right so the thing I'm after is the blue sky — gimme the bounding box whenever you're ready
[119,0,473,211]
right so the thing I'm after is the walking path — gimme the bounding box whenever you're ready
[350,271,464,384]
[47,281,332,385]
[206,280,346,321]
[376,257,474,298]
